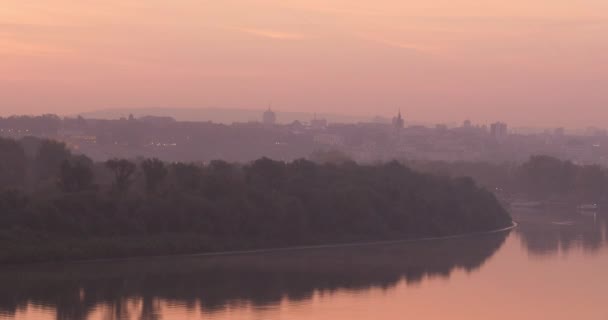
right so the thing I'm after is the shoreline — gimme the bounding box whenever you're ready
[58,220,518,266]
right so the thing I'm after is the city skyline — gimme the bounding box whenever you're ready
[0,107,601,133]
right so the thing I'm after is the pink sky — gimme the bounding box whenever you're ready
[1,1,607,127]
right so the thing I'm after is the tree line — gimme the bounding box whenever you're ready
[0,137,511,263]
[406,155,608,203]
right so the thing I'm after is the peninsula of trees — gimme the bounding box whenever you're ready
[0,137,512,263]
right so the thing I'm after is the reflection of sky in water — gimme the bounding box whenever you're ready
[2,210,608,320]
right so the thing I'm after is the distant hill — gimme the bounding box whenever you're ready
[78,108,381,124]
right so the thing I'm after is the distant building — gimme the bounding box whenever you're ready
[490,122,508,140]
[392,110,404,129]
[463,119,472,128]
[139,115,176,126]
[435,124,448,133]
[262,108,276,125]
[586,126,607,137]
[314,133,344,146]
[289,120,305,132]
[372,116,390,124]
[554,127,565,137]
[310,114,328,129]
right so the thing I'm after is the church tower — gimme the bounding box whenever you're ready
[263,106,277,125]
[392,110,404,129]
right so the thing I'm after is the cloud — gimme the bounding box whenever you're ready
[374,39,437,53]
[0,22,80,34]
[0,39,72,56]
[354,33,437,54]
[0,22,76,57]
[276,3,388,18]
[234,27,308,40]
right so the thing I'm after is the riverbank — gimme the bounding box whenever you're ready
[0,221,516,265]
[98,221,518,263]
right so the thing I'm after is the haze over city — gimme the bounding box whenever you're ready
[3,2,608,320]
[2,0,608,127]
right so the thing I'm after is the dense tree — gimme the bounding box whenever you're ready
[519,155,576,198]
[0,136,518,263]
[171,162,202,191]
[409,155,608,204]
[34,140,71,182]
[105,159,136,193]
[309,149,352,165]
[246,157,286,190]
[574,165,607,202]
[58,155,94,192]
[0,189,28,228]
[142,158,168,194]
[5,135,608,265]
[0,138,26,188]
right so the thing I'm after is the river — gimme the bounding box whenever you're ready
[1,208,607,320]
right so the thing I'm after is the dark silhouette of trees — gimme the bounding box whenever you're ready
[0,136,513,263]
[310,149,352,164]
[105,159,136,193]
[0,189,28,229]
[574,165,606,202]
[171,162,201,191]
[409,155,608,204]
[246,157,286,190]
[516,156,608,202]
[142,158,168,194]
[58,156,94,192]
[34,140,71,183]
[520,155,577,198]
[0,138,26,188]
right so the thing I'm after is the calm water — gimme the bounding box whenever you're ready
[1,209,608,320]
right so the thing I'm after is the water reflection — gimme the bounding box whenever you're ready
[513,209,608,256]
[0,232,508,320]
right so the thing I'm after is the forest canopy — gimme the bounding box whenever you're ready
[406,155,608,203]
[0,137,512,263]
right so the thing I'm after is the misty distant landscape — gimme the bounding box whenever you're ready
[78,107,375,125]
[3,112,608,319]
[3,0,608,319]
[3,111,608,265]
[2,112,608,165]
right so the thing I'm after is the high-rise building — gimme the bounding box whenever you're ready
[392,110,404,129]
[262,108,276,125]
[490,122,508,140]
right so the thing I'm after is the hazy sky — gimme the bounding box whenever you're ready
[1,1,607,127]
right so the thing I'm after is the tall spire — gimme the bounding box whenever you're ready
[392,108,404,129]
[263,103,277,125]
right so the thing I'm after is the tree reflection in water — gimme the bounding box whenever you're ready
[514,208,608,256]
[0,231,509,320]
